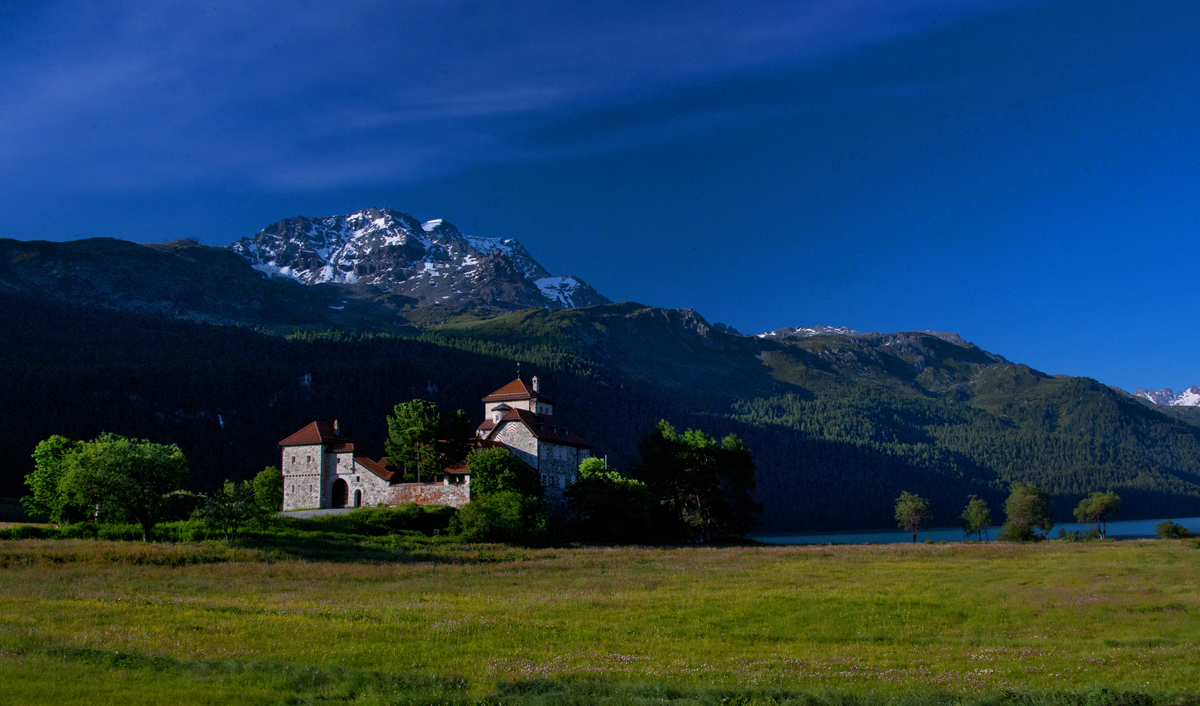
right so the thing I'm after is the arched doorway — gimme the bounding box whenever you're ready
[353,489,362,508]
[331,479,348,508]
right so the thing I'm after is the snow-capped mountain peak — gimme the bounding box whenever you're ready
[228,208,608,312]
[1133,386,1200,407]
[757,325,862,339]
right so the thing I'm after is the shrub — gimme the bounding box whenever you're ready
[1155,520,1191,539]
[566,459,654,544]
[1058,528,1101,542]
[466,448,541,499]
[452,491,547,545]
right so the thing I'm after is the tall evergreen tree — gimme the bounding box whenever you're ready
[385,399,444,482]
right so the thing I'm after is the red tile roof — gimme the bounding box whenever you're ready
[279,421,351,447]
[482,378,555,404]
[487,409,591,448]
[354,456,394,481]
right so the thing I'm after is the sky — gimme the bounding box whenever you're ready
[2,0,1198,392]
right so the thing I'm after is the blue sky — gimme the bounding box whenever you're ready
[2,0,1198,392]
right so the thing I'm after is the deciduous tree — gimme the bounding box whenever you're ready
[253,466,284,513]
[59,433,190,541]
[635,420,759,542]
[22,435,84,523]
[894,491,932,543]
[1072,490,1121,538]
[960,495,993,541]
[1000,483,1053,542]
[197,480,261,540]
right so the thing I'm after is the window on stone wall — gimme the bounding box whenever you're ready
[307,455,312,463]
[291,456,296,463]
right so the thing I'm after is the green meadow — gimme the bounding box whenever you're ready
[0,538,1197,705]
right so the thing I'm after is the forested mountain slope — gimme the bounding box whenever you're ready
[3,289,1198,532]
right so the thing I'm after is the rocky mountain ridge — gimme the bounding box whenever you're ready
[759,325,974,349]
[228,208,609,312]
[1133,386,1200,407]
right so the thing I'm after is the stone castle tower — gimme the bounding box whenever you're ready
[475,375,592,508]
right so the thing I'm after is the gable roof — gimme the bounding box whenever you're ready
[354,456,394,481]
[482,378,554,404]
[279,421,351,447]
[488,409,591,448]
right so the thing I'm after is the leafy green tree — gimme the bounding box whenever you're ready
[1155,520,1191,539]
[253,466,284,512]
[452,490,547,545]
[22,435,84,523]
[635,420,759,542]
[59,434,190,541]
[1072,490,1121,538]
[960,495,993,541]
[466,447,541,499]
[894,491,932,543]
[567,458,654,544]
[385,399,444,481]
[999,483,1053,542]
[197,480,262,539]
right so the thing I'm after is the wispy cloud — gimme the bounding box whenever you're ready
[0,0,1022,193]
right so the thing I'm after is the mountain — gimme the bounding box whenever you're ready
[3,218,1200,531]
[228,208,609,312]
[1133,386,1200,407]
[0,236,375,326]
[760,325,977,349]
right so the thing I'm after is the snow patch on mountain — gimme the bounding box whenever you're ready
[1133,386,1200,407]
[228,208,608,311]
[758,326,973,348]
[535,276,591,308]
[758,325,862,339]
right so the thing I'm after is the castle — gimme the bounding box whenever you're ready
[280,376,592,511]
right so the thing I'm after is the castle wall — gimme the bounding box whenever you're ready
[537,442,589,513]
[494,421,538,469]
[282,443,324,511]
[318,455,392,508]
[384,482,470,508]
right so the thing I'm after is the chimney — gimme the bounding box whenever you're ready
[532,376,540,393]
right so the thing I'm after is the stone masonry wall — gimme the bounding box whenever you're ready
[322,456,393,508]
[282,443,324,511]
[494,421,538,469]
[537,442,589,515]
[384,482,470,508]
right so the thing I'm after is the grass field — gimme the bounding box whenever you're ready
[0,538,1197,705]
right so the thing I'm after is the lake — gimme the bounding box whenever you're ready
[749,516,1200,545]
